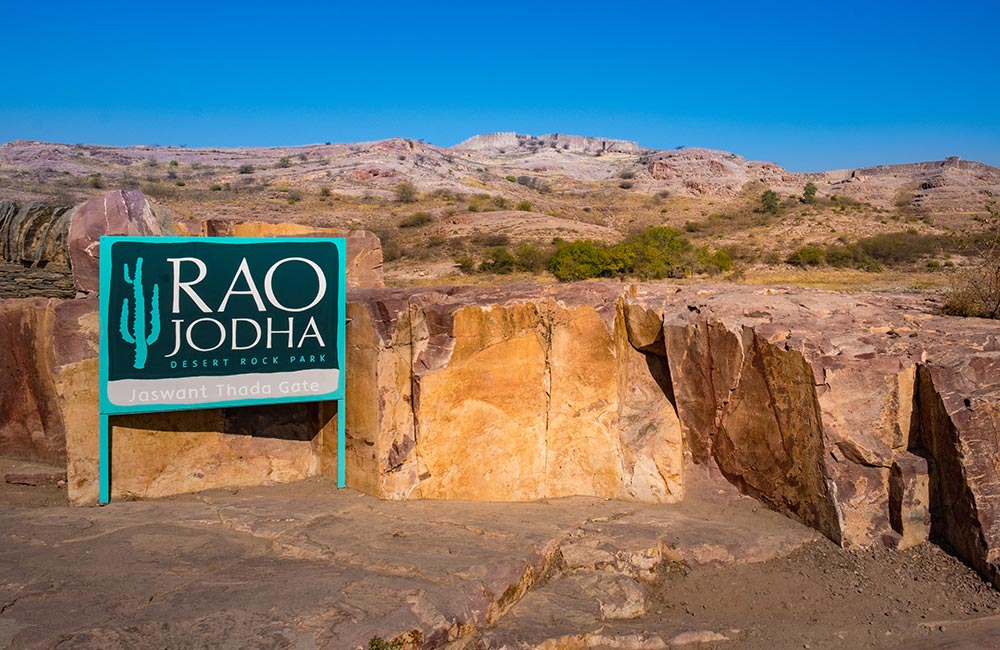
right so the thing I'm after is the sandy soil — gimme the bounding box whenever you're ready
[634,541,1000,649]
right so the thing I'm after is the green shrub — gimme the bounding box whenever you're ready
[276,157,290,168]
[786,245,825,266]
[394,181,418,203]
[761,189,781,215]
[855,231,951,264]
[367,637,402,650]
[455,255,476,273]
[694,247,733,274]
[505,175,517,182]
[168,160,179,167]
[548,227,728,281]
[516,200,532,212]
[620,226,692,279]
[174,180,186,187]
[802,182,818,204]
[210,184,222,191]
[823,243,880,271]
[399,212,433,228]
[238,164,254,174]
[513,242,551,272]
[319,186,331,197]
[549,240,611,281]
[479,247,516,274]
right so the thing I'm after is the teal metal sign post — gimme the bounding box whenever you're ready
[98,237,347,504]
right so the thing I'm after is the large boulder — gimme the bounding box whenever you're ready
[67,190,164,294]
[344,284,684,502]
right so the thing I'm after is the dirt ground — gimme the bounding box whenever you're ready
[637,541,1000,649]
[3,465,1000,649]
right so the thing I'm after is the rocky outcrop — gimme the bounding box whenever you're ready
[0,299,68,464]
[3,279,1000,591]
[343,283,1000,587]
[67,190,164,293]
[202,220,384,288]
[0,200,71,268]
[917,350,1000,585]
[344,284,683,502]
[0,296,332,504]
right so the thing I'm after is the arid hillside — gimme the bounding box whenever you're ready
[1,134,997,287]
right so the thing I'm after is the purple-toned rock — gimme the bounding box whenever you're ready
[67,190,163,294]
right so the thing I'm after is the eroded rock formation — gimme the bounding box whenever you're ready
[0,199,72,268]
[344,283,1000,588]
[2,278,999,590]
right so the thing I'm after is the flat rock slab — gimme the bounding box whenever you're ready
[0,479,814,649]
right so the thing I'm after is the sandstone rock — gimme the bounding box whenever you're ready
[67,190,164,294]
[344,284,684,502]
[917,353,1000,585]
[203,219,384,288]
[0,294,332,505]
[0,298,67,465]
[5,278,1000,600]
[0,200,72,268]
[889,452,931,549]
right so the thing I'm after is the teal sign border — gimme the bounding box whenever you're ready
[97,236,347,504]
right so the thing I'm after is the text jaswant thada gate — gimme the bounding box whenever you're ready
[97,236,347,504]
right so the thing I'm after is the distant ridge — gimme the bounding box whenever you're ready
[454,132,640,155]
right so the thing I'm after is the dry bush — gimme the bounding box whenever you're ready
[942,199,1000,319]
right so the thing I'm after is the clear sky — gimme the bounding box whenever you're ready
[2,0,997,171]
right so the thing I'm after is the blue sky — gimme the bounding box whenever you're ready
[2,0,997,171]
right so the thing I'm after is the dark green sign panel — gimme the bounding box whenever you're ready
[99,237,346,414]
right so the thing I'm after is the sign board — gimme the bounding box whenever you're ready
[97,237,347,502]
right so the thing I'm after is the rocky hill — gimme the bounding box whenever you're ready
[1,134,997,285]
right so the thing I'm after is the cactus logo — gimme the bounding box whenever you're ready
[118,257,161,369]
[99,237,346,415]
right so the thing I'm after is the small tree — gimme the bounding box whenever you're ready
[238,164,254,174]
[802,182,818,204]
[394,181,417,203]
[761,189,781,215]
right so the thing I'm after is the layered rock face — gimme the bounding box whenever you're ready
[0,200,75,298]
[345,283,1000,587]
[0,200,72,268]
[3,267,1000,588]
[344,284,683,502]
